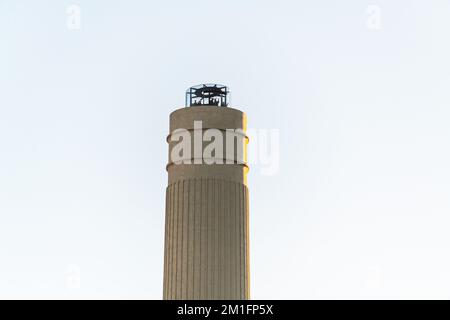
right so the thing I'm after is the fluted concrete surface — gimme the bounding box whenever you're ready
[164,177,249,299]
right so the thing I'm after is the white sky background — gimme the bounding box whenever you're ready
[1,0,450,299]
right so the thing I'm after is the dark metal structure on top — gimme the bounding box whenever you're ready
[186,84,229,107]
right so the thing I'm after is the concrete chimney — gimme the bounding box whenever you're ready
[163,84,249,300]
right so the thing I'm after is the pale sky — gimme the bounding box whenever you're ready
[1,0,450,299]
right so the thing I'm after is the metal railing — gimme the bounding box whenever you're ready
[185,84,230,107]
